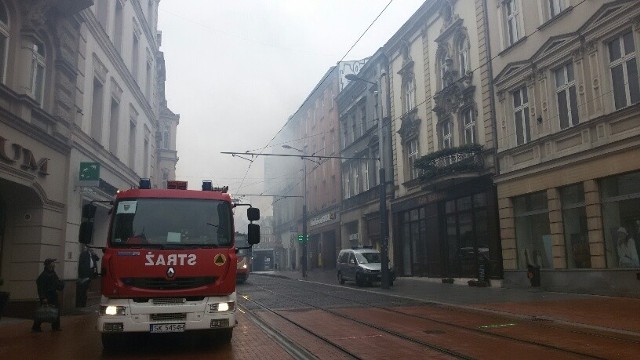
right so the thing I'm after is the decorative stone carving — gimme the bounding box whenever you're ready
[397,110,421,142]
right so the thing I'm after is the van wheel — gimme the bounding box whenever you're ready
[338,272,345,285]
[355,273,364,287]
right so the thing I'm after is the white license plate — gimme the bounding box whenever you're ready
[150,323,185,333]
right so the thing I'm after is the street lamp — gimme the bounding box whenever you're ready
[344,73,390,289]
[282,144,308,278]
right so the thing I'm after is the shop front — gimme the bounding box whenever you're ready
[0,127,69,317]
[391,177,501,280]
[308,210,340,270]
[498,150,640,296]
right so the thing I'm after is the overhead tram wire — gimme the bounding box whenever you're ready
[237,0,395,193]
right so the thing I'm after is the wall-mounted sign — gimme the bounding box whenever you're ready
[0,136,49,176]
[79,162,100,187]
[310,212,336,227]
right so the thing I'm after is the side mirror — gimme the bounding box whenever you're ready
[79,222,94,244]
[247,224,260,245]
[82,203,97,219]
[247,207,260,221]
[79,203,97,244]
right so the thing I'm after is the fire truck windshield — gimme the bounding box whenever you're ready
[109,198,233,248]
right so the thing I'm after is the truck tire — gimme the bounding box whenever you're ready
[101,333,123,352]
[218,328,233,344]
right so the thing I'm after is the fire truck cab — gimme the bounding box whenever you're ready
[79,179,260,350]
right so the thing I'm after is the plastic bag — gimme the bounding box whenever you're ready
[34,305,59,323]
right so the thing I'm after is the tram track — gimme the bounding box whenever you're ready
[239,277,639,359]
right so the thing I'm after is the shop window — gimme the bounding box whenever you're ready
[601,171,640,268]
[561,184,590,268]
[514,191,551,269]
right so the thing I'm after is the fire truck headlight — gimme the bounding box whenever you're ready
[101,305,127,316]
[241,264,247,269]
[209,302,235,313]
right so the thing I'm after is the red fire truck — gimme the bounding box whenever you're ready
[79,179,260,350]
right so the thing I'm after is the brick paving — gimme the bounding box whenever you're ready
[257,269,640,335]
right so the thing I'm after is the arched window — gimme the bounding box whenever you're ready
[31,40,46,104]
[0,1,9,84]
[403,76,416,113]
[457,36,469,76]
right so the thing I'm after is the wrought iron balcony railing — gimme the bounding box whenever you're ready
[414,144,484,182]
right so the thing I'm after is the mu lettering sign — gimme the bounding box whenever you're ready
[0,136,49,176]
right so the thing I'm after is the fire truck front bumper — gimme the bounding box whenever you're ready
[97,295,237,334]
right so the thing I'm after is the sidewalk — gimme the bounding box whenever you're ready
[255,269,640,335]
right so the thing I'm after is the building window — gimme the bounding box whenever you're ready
[113,1,123,53]
[129,121,136,168]
[162,126,170,149]
[457,37,469,76]
[132,33,139,81]
[608,31,640,110]
[561,184,590,269]
[0,1,9,84]
[96,0,109,31]
[514,191,551,269]
[343,167,350,199]
[555,63,579,129]
[143,137,149,177]
[351,114,356,142]
[513,87,531,146]
[441,120,452,150]
[406,139,419,180]
[360,104,366,136]
[31,41,46,104]
[91,78,104,141]
[549,0,566,18]
[503,0,521,46]
[352,163,359,196]
[362,160,371,191]
[145,60,152,100]
[109,98,120,154]
[462,108,476,144]
[147,0,154,27]
[601,171,640,268]
[342,124,348,149]
[403,76,416,113]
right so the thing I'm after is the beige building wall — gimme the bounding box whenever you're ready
[488,0,640,295]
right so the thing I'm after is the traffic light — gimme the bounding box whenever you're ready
[297,234,309,242]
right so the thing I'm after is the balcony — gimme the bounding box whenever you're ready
[414,144,485,187]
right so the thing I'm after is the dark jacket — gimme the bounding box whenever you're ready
[78,249,100,279]
[36,269,63,304]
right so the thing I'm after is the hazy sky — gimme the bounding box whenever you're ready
[157,0,424,212]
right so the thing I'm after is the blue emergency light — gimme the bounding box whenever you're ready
[139,178,151,189]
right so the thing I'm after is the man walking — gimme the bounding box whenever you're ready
[76,246,99,307]
[32,258,63,332]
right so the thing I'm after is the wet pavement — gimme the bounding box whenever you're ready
[252,269,640,334]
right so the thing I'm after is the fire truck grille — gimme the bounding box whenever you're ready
[150,313,187,322]
[121,277,216,290]
[153,298,186,305]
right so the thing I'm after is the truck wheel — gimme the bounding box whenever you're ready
[338,272,345,284]
[218,328,233,344]
[101,333,122,352]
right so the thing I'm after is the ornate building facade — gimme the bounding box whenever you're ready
[488,0,640,296]
[0,0,179,316]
